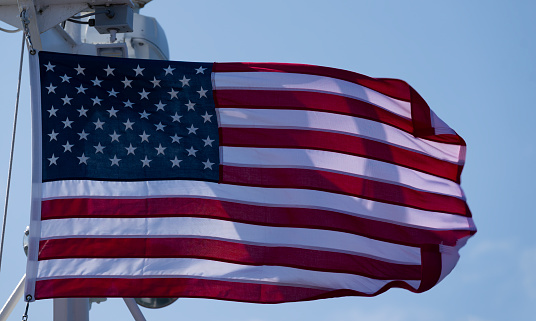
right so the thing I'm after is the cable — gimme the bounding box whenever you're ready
[64,9,111,26]
[66,18,94,25]
[68,9,113,20]
[0,26,21,33]
[131,37,169,60]
[0,31,24,274]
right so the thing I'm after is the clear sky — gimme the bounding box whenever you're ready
[0,1,534,320]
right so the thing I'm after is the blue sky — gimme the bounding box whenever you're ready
[0,1,534,320]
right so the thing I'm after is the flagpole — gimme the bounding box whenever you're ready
[53,298,89,321]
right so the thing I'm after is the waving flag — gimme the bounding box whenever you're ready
[25,51,475,303]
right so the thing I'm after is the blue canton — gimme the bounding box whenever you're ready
[39,51,218,182]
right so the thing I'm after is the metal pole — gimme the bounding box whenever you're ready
[53,298,90,321]
[0,274,25,321]
[123,298,147,321]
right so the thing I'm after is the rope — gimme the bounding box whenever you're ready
[0,31,25,274]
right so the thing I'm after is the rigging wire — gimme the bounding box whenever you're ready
[0,31,25,274]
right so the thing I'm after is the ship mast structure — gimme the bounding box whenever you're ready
[0,1,170,320]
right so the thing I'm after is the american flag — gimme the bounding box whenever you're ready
[25,51,475,302]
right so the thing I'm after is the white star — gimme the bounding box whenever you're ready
[91,77,103,87]
[139,88,150,100]
[62,141,74,152]
[44,62,55,72]
[109,131,121,142]
[74,64,85,75]
[104,65,115,76]
[203,136,215,147]
[110,155,121,166]
[170,134,182,144]
[108,88,119,97]
[139,131,150,142]
[122,77,132,88]
[48,154,58,165]
[77,153,89,165]
[185,100,196,111]
[179,75,190,87]
[139,110,151,119]
[150,77,161,88]
[78,130,89,140]
[77,106,88,117]
[123,119,135,130]
[155,144,166,155]
[155,122,166,131]
[107,107,119,118]
[201,112,213,123]
[195,66,207,74]
[76,84,87,94]
[168,88,179,99]
[62,117,73,128]
[170,156,182,168]
[155,101,166,111]
[46,83,57,94]
[123,99,134,108]
[91,96,102,106]
[187,124,198,135]
[171,113,182,123]
[164,65,175,75]
[141,156,152,167]
[197,87,208,98]
[94,143,105,154]
[93,118,105,130]
[202,159,215,170]
[60,74,71,83]
[125,144,137,155]
[186,146,198,157]
[133,65,145,76]
[48,130,59,141]
[124,100,134,108]
[61,94,73,105]
[48,106,58,117]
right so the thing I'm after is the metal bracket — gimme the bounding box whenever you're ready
[17,1,42,51]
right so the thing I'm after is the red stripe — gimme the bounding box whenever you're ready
[41,198,473,246]
[38,238,420,280]
[214,89,414,133]
[213,64,465,145]
[213,62,412,102]
[34,277,423,302]
[221,166,469,216]
[418,244,442,292]
[410,86,433,137]
[221,127,461,182]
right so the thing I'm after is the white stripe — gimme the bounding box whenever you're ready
[218,108,463,164]
[41,180,475,231]
[36,258,421,293]
[222,146,463,198]
[40,217,421,264]
[213,72,412,119]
